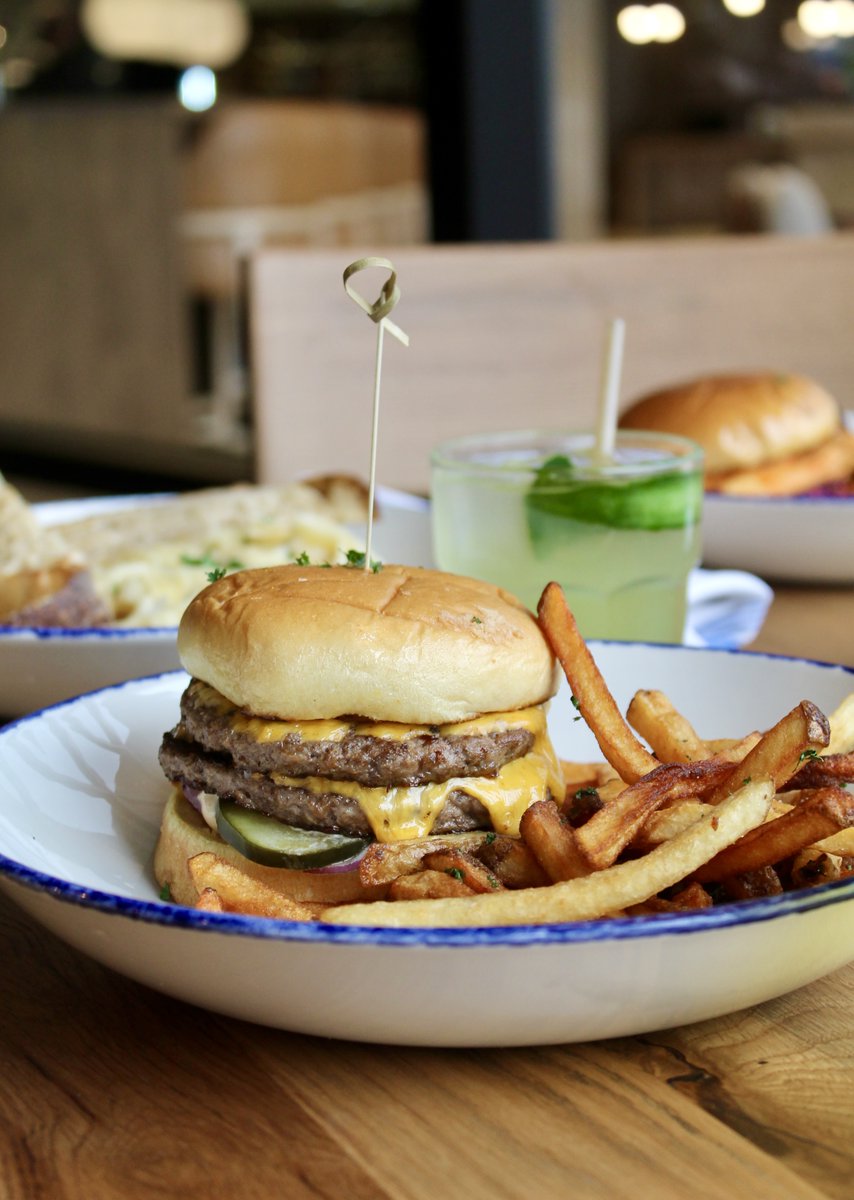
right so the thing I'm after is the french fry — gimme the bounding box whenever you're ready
[519,800,590,882]
[789,848,845,888]
[694,786,854,882]
[715,866,783,900]
[195,887,225,913]
[705,732,762,763]
[704,700,831,805]
[636,799,712,846]
[359,832,496,887]
[475,836,549,889]
[388,870,475,900]
[626,690,708,763]
[574,760,735,870]
[537,582,658,783]
[422,848,505,893]
[788,751,854,790]
[323,778,773,928]
[626,881,713,915]
[187,852,318,921]
[826,692,854,755]
[560,760,609,792]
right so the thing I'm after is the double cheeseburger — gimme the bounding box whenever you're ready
[155,563,563,907]
[619,372,854,497]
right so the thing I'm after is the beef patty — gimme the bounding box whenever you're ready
[178,680,535,788]
[159,733,491,839]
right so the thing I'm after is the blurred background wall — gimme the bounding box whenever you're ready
[1,0,852,486]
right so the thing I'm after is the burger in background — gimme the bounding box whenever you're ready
[155,563,563,908]
[619,372,854,497]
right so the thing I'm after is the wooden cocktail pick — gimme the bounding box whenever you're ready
[343,256,410,570]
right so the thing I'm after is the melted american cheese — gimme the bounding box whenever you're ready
[193,683,564,842]
[192,681,550,744]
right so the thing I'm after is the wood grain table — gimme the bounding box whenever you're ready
[1,582,852,1200]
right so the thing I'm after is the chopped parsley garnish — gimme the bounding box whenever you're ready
[181,551,245,583]
[471,615,483,625]
[798,748,819,763]
[446,867,466,881]
[293,551,311,566]
[570,694,583,722]
[159,883,172,902]
[484,831,497,844]
[574,786,599,800]
[345,549,383,573]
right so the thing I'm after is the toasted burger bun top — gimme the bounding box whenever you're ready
[178,564,559,724]
[619,372,840,473]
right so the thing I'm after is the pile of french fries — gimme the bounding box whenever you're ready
[184,582,854,928]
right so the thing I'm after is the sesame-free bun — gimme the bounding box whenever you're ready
[619,372,840,473]
[177,564,559,724]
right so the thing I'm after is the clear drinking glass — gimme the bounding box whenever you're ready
[430,429,704,642]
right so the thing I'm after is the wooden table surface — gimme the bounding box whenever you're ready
[1,577,852,1199]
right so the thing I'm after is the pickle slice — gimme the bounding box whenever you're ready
[526,454,702,533]
[216,799,368,869]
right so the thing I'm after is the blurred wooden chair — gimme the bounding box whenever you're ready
[180,99,428,445]
[249,234,854,494]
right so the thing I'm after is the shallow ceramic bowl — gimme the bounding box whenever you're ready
[0,644,852,1047]
[702,411,854,583]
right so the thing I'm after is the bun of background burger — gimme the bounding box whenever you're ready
[619,372,854,496]
[155,563,563,909]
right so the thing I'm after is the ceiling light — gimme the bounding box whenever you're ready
[797,0,840,38]
[82,0,250,69]
[617,3,685,43]
[722,0,765,15]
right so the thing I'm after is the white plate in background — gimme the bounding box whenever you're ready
[703,411,854,584]
[0,486,432,717]
[0,646,852,1046]
[703,491,854,583]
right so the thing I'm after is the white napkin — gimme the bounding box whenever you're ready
[684,568,773,649]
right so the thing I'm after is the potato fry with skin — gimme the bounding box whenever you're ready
[626,690,708,764]
[575,760,735,870]
[716,866,783,901]
[359,832,495,887]
[704,700,830,805]
[627,881,713,915]
[475,837,549,890]
[789,848,845,888]
[694,786,854,882]
[537,582,658,783]
[519,800,590,882]
[323,778,773,928]
[422,849,505,893]
[188,853,318,921]
[389,870,475,900]
[788,751,854,790]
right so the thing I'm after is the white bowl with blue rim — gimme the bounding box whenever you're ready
[0,643,851,1047]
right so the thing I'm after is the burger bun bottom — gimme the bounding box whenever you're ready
[154,789,386,909]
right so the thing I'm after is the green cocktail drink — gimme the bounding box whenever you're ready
[430,430,704,642]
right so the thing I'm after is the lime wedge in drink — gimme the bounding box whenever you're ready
[525,455,702,546]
